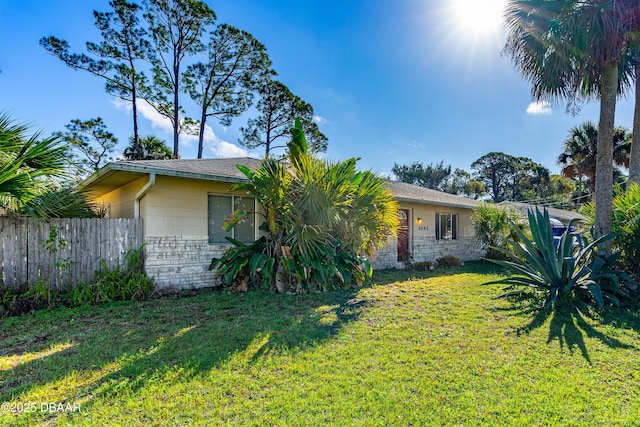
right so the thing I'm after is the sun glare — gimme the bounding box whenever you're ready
[451,0,506,36]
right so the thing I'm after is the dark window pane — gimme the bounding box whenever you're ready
[452,214,458,240]
[234,197,256,243]
[208,195,231,243]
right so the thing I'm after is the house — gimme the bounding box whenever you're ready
[498,201,587,225]
[82,158,484,290]
[372,181,483,269]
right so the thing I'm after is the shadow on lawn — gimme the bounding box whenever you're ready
[501,299,639,363]
[0,286,367,418]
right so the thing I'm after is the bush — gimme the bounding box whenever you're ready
[580,184,640,278]
[411,261,434,271]
[210,120,398,293]
[0,245,154,317]
[436,256,462,268]
[472,203,524,260]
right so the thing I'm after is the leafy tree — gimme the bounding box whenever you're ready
[54,117,118,175]
[143,0,216,159]
[471,152,552,203]
[123,135,172,160]
[392,160,451,191]
[471,152,518,202]
[558,121,631,204]
[183,24,272,159]
[0,113,96,218]
[503,0,634,240]
[211,120,398,292]
[41,0,151,155]
[239,79,328,156]
[509,158,550,201]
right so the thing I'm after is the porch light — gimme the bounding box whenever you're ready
[416,218,422,225]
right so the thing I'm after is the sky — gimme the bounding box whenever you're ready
[0,0,636,177]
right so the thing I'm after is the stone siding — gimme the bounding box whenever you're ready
[372,236,484,270]
[144,235,228,290]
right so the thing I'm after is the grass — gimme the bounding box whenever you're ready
[1,262,640,426]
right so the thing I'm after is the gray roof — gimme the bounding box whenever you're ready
[83,158,483,210]
[386,181,481,209]
[82,157,261,196]
[498,201,587,223]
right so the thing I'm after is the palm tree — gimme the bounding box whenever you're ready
[504,0,633,240]
[0,113,68,213]
[558,121,631,205]
[122,135,172,160]
[214,120,399,292]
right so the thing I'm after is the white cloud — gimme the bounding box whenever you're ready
[526,101,552,115]
[113,99,256,158]
[313,115,327,124]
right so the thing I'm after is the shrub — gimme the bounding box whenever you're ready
[485,208,631,309]
[211,120,398,293]
[411,261,434,271]
[580,184,640,278]
[0,245,154,317]
[472,203,524,260]
[436,255,462,268]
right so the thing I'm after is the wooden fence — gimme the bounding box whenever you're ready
[0,217,143,288]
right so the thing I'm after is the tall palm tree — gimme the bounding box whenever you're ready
[504,0,633,240]
[558,121,631,204]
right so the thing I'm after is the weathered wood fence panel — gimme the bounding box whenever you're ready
[0,218,143,288]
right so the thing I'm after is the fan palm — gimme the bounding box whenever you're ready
[0,113,69,214]
[212,120,399,292]
[558,121,631,203]
[123,135,172,160]
[504,0,634,241]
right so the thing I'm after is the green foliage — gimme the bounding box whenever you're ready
[54,117,118,175]
[212,120,398,292]
[485,208,629,309]
[392,160,452,191]
[471,152,550,203]
[0,245,154,317]
[40,0,152,153]
[123,135,172,160]
[436,255,462,268]
[239,79,328,156]
[183,23,272,158]
[0,113,68,214]
[581,183,640,275]
[472,203,524,260]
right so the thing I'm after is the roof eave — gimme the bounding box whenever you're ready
[395,196,478,210]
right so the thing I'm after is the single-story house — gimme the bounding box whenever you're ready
[498,201,587,225]
[82,158,484,290]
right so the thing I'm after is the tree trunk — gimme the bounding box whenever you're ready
[132,89,140,157]
[197,109,206,159]
[594,61,618,246]
[629,63,640,185]
[173,59,180,159]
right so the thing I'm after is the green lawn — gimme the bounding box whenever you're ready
[2,262,640,426]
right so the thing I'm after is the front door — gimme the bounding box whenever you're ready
[397,209,410,262]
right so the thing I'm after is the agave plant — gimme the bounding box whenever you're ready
[485,208,626,309]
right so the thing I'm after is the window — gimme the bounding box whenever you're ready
[208,195,256,244]
[435,213,458,240]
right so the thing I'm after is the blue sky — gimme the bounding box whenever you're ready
[0,0,635,176]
